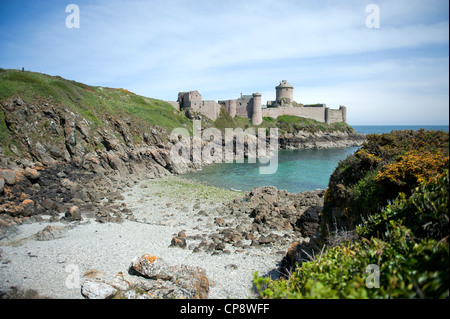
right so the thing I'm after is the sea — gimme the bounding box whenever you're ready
[181,125,449,193]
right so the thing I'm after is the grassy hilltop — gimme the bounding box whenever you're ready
[0,68,191,133]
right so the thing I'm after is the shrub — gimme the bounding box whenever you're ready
[254,172,449,299]
[375,149,449,189]
[256,131,449,299]
[322,130,449,235]
[360,170,449,241]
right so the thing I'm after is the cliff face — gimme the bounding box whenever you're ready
[0,96,198,238]
[278,130,366,150]
[0,97,195,177]
[0,98,365,180]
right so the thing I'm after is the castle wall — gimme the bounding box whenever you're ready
[262,106,326,122]
[188,100,221,121]
[174,81,347,124]
[325,108,345,123]
[234,96,253,118]
[219,100,237,117]
[340,106,347,123]
[228,100,237,118]
[167,101,180,111]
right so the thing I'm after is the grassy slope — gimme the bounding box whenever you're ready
[0,68,192,136]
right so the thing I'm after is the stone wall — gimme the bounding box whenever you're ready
[251,93,262,125]
[175,84,347,124]
[262,106,326,122]
[187,100,221,121]
[177,91,202,112]
[261,106,346,123]
[234,95,253,118]
[325,108,345,124]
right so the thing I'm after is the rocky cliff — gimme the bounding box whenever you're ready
[0,96,197,239]
[278,130,366,149]
[0,97,194,177]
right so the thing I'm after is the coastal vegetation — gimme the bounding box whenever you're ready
[139,175,243,204]
[254,130,449,298]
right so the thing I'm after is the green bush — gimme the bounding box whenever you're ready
[359,170,449,242]
[254,171,449,299]
[322,130,449,234]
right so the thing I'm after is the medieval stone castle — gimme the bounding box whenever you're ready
[168,80,347,125]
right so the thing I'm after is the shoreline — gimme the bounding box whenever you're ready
[1,175,319,299]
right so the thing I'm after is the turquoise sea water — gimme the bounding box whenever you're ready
[181,125,449,193]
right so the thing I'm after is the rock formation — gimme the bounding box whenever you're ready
[81,254,209,299]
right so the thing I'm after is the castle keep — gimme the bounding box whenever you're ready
[171,81,347,125]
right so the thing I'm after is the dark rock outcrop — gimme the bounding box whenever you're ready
[190,186,325,255]
[278,130,366,150]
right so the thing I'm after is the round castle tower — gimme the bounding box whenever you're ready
[275,80,294,104]
[251,92,262,125]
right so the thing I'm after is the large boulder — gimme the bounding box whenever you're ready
[296,207,321,237]
[64,206,83,221]
[81,254,209,299]
[0,169,17,185]
[35,225,67,241]
[81,280,117,299]
[0,214,19,240]
[168,264,209,299]
[130,254,173,280]
[247,186,278,205]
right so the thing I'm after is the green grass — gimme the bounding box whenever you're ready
[0,69,192,133]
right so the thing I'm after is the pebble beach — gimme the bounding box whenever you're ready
[0,176,290,299]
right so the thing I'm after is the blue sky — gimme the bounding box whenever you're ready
[0,0,448,125]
